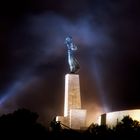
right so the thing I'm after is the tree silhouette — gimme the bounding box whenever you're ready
[115,115,140,128]
[0,111,140,139]
[0,108,47,139]
[50,117,62,132]
[113,115,140,138]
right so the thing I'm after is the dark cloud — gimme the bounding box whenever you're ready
[0,0,140,126]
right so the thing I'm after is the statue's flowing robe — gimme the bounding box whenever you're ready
[65,36,80,73]
[68,50,80,73]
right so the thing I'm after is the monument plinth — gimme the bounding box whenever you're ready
[64,74,81,117]
[56,74,87,129]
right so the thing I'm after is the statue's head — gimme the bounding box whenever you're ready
[65,36,77,50]
[65,36,72,44]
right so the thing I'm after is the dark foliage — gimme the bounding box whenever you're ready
[0,109,140,139]
[0,108,47,139]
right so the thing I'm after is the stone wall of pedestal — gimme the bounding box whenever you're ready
[64,74,81,117]
[56,74,87,130]
[69,109,87,129]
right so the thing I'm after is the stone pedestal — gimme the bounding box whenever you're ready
[70,109,87,129]
[56,74,87,129]
[64,74,81,117]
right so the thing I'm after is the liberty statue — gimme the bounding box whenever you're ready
[65,36,80,73]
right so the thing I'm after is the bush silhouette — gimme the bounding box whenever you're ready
[0,110,140,139]
[0,108,47,139]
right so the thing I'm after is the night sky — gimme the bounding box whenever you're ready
[0,0,140,126]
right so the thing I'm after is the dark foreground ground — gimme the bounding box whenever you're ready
[0,108,140,139]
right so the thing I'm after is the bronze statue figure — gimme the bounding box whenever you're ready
[65,36,80,73]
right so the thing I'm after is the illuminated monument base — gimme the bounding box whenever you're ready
[97,109,140,128]
[56,74,87,130]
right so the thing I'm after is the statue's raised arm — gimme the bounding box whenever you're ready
[65,36,80,73]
